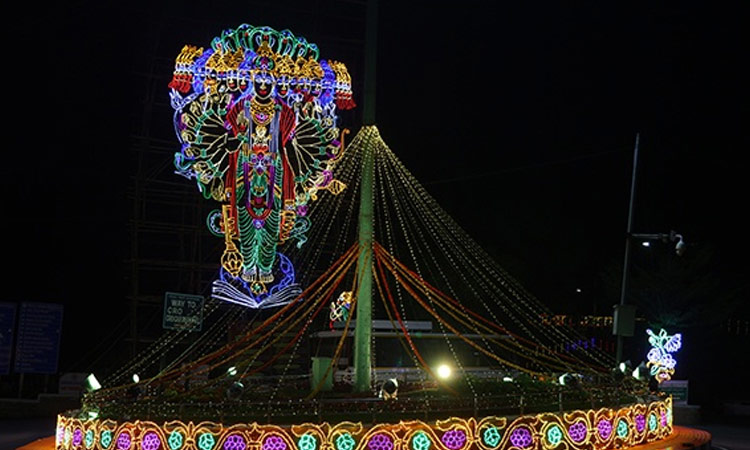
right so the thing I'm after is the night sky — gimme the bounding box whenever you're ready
[2,1,748,396]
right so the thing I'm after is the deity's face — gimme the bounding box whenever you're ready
[239,70,250,91]
[253,72,274,99]
[205,69,218,92]
[310,79,321,96]
[276,75,290,98]
[299,77,311,93]
[226,71,239,92]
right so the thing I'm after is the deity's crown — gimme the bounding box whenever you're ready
[169,24,355,108]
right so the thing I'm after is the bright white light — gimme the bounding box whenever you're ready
[642,241,651,247]
[85,374,101,391]
[619,362,627,373]
[227,366,238,376]
[132,373,140,383]
[436,364,452,379]
[87,411,99,420]
[502,376,513,382]
[575,288,582,293]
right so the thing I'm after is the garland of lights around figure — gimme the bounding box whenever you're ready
[169,24,354,308]
[58,22,682,450]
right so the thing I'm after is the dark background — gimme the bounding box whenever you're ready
[2,0,748,407]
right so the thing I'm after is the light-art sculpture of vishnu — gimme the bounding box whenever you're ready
[168,24,355,308]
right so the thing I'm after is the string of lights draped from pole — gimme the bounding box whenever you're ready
[64,21,679,450]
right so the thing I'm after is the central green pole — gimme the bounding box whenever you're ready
[354,134,374,393]
[354,0,377,393]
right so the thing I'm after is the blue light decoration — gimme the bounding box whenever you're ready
[167,24,354,308]
[646,328,682,383]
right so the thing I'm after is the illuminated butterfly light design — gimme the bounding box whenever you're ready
[168,24,355,308]
[646,328,682,383]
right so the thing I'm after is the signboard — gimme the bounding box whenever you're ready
[58,372,89,397]
[0,303,16,375]
[660,379,688,404]
[14,302,64,374]
[163,292,204,332]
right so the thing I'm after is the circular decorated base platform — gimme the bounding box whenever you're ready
[53,398,676,450]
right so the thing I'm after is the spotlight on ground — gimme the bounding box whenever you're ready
[632,362,649,381]
[226,381,244,400]
[85,374,102,392]
[437,364,452,380]
[558,373,581,387]
[380,378,399,400]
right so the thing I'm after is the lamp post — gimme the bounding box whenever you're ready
[613,133,685,364]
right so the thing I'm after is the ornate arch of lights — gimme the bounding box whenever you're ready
[168,24,355,308]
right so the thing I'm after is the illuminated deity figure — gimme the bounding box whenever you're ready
[168,24,355,308]
[645,328,682,383]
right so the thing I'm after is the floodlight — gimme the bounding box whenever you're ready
[85,374,101,392]
[380,378,399,400]
[226,381,244,400]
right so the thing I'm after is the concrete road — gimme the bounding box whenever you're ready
[0,417,56,450]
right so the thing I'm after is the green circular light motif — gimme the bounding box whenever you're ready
[335,433,355,450]
[546,425,563,446]
[101,431,113,449]
[616,420,628,438]
[411,432,431,450]
[299,434,317,450]
[648,414,658,431]
[169,431,184,450]
[482,427,502,448]
[198,433,216,450]
[85,430,95,448]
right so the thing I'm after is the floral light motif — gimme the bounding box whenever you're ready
[646,328,682,382]
[509,427,533,448]
[168,24,354,308]
[367,433,393,450]
[335,433,355,450]
[168,431,184,450]
[141,432,161,450]
[440,430,466,450]
[482,427,501,448]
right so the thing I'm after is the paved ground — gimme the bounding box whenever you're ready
[0,417,56,450]
[694,422,750,450]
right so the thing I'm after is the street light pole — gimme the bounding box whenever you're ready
[615,133,640,364]
[614,134,685,364]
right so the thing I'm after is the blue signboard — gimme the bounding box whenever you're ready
[0,303,16,375]
[14,302,64,374]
